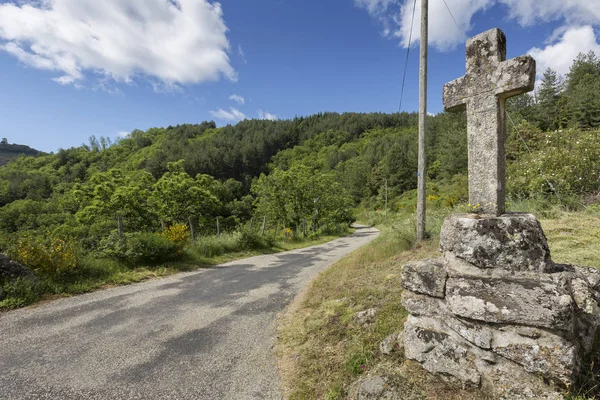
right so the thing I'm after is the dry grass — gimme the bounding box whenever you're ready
[276,210,600,400]
[541,212,600,269]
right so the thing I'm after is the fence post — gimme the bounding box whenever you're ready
[261,216,266,235]
[249,217,254,230]
[117,215,124,239]
[216,216,220,237]
[160,220,165,232]
[188,217,195,240]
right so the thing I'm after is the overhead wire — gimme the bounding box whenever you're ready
[441,0,462,35]
[398,0,418,112]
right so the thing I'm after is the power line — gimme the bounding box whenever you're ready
[399,0,418,112]
[441,0,462,36]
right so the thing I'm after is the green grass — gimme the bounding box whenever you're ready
[276,204,600,400]
[0,229,351,311]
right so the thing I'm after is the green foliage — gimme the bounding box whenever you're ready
[98,232,179,266]
[9,234,80,279]
[508,129,600,198]
[252,165,354,231]
[151,162,220,224]
[237,226,273,250]
[0,278,43,309]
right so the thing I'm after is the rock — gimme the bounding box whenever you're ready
[401,290,446,318]
[346,374,424,400]
[492,327,578,386]
[379,333,401,355]
[476,358,565,400]
[0,254,35,282]
[440,213,553,272]
[401,258,447,298]
[443,315,494,350]
[403,315,484,388]
[403,316,565,399]
[402,290,493,349]
[355,308,377,326]
[446,275,574,331]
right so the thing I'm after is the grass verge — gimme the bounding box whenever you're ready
[275,207,600,399]
[0,230,350,311]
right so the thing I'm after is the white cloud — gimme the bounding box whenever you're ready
[210,107,246,121]
[238,44,247,64]
[528,26,600,80]
[355,0,600,51]
[0,0,236,88]
[118,131,130,138]
[229,94,245,104]
[258,110,277,120]
[500,0,600,27]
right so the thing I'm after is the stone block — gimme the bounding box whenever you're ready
[402,291,493,349]
[476,358,564,400]
[403,315,484,388]
[492,327,578,387]
[401,258,447,298]
[446,275,574,331]
[401,290,446,317]
[440,213,553,272]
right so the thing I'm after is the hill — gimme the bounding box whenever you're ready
[0,139,42,166]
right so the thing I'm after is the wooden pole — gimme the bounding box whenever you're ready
[416,0,428,242]
[117,215,124,238]
[385,179,388,221]
[261,216,266,235]
[216,216,220,237]
[188,217,195,240]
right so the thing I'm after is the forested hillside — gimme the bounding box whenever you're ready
[0,139,41,167]
[1,51,599,307]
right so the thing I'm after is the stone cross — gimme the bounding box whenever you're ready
[443,28,535,215]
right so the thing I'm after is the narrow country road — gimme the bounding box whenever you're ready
[0,226,379,400]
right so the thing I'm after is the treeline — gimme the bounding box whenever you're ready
[509,51,600,131]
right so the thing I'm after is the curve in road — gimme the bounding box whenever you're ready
[1,225,379,400]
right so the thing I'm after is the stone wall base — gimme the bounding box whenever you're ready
[401,213,600,399]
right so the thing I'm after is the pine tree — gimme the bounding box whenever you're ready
[536,68,561,131]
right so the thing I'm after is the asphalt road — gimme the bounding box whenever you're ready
[0,226,379,400]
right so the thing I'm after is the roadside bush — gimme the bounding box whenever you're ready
[10,233,79,278]
[98,231,178,266]
[162,223,190,256]
[190,233,240,258]
[508,129,600,198]
[0,277,43,309]
[237,227,273,250]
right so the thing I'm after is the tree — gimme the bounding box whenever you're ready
[252,165,353,231]
[536,68,561,131]
[150,160,220,224]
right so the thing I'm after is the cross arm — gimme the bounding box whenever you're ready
[494,55,536,99]
[443,75,468,112]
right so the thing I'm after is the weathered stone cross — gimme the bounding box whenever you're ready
[443,28,536,216]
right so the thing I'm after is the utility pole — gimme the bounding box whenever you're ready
[416,0,428,242]
[385,179,388,221]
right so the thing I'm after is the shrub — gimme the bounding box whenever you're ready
[98,231,179,266]
[0,277,43,309]
[237,227,273,250]
[10,234,79,278]
[190,233,240,258]
[162,223,190,256]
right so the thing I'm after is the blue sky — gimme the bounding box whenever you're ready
[0,0,598,152]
